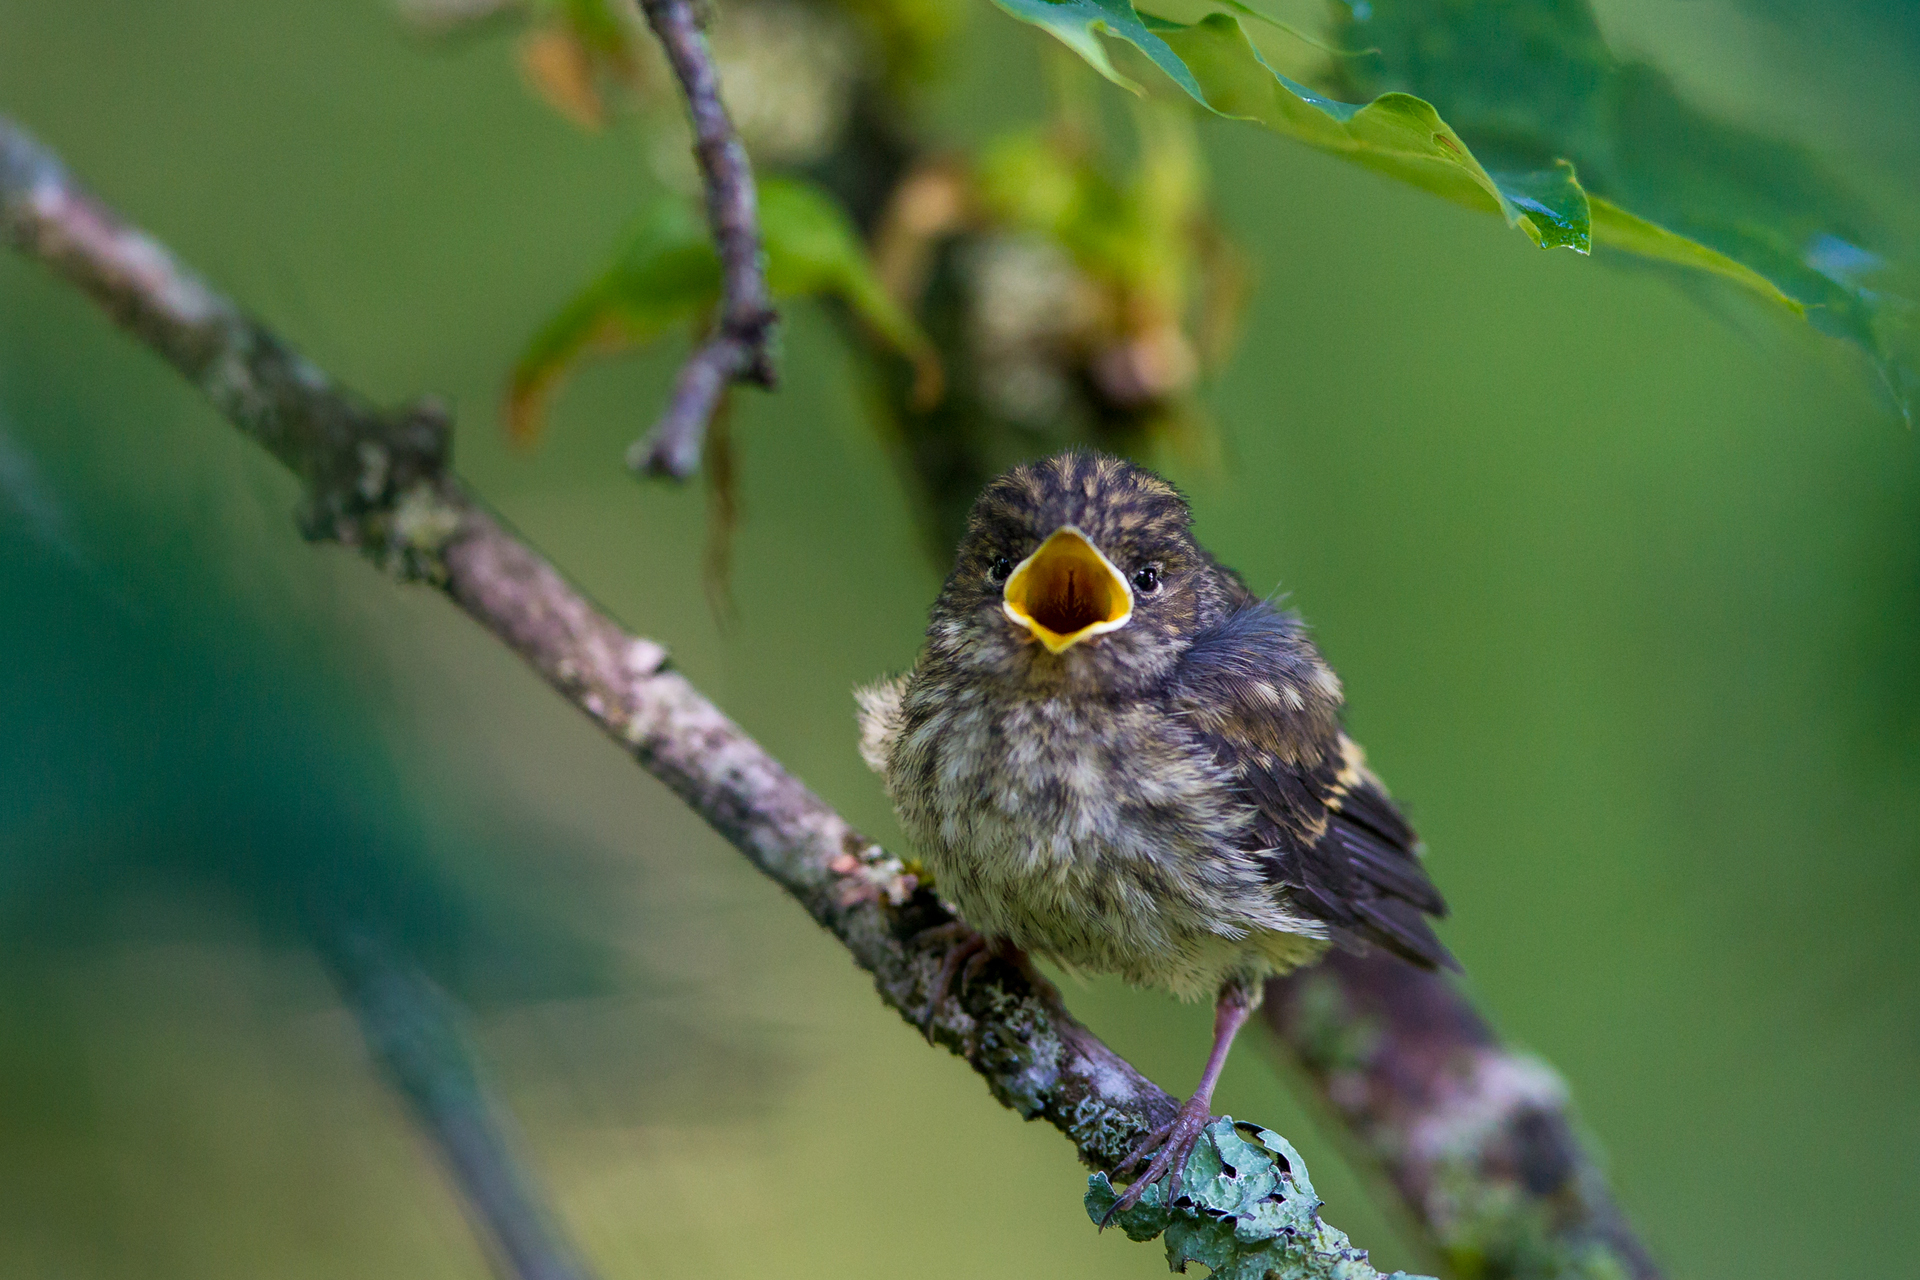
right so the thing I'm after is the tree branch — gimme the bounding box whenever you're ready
[628,0,777,480]
[1264,955,1663,1280]
[2,116,1423,1280]
[327,927,598,1280]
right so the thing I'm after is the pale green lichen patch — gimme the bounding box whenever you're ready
[356,441,391,502]
[1067,1094,1148,1168]
[969,985,1061,1119]
[391,481,462,553]
[1087,1119,1434,1280]
[374,480,463,581]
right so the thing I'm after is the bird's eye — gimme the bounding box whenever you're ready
[1132,564,1162,594]
[987,555,1014,584]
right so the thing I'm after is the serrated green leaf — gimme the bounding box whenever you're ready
[989,0,1198,98]
[988,6,1590,250]
[984,0,1910,411]
[506,177,937,442]
[1161,14,1596,251]
[1200,0,1375,61]
[1337,0,1908,414]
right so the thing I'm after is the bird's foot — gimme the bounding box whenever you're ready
[908,922,989,1041]
[1101,1094,1219,1224]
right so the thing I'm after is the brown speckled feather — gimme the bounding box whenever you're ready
[1170,593,1455,971]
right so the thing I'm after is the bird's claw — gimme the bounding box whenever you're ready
[910,922,988,1041]
[1099,1098,1217,1226]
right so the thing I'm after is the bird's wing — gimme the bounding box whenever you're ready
[1285,736,1456,970]
[1172,600,1456,971]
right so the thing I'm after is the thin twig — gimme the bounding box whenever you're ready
[326,927,598,1280]
[628,0,776,479]
[2,115,1423,1280]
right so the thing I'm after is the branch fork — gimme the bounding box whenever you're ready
[630,0,777,480]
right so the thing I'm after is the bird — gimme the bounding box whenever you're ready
[856,450,1454,1216]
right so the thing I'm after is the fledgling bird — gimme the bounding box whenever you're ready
[857,450,1454,1213]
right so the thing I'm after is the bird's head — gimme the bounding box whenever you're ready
[926,451,1233,694]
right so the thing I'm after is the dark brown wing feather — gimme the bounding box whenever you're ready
[1171,597,1457,972]
[1312,774,1456,969]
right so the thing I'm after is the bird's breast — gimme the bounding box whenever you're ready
[886,684,1283,987]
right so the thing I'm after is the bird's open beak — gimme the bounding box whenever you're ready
[1002,525,1134,654]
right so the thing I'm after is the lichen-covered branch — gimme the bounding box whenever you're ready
[628,0,777,479]
[1265,955,1662,1280]
[327,927,598,1280]
[2,116,1418,1280]
[0,116,450,560]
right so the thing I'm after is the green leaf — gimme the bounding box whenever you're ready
[507,177,937,442]
[989,0,1200,98]
[506,197,717,441]
[983,0,1909,413]
[1086,1118,1435,1280]
[755,179,940,399]
[1588,197,1801,314]
[1335,0,1907,414]
[1163,14,1592,251]
[986,5,1591,250]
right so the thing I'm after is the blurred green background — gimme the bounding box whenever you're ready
[1,1,1916,1277]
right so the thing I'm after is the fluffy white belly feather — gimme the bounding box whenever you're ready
[859,676,1327,1000]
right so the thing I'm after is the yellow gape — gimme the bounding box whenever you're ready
[1001,525,1134,654]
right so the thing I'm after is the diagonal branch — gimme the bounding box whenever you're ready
[326,926,599,1280]
[628,0,777,480]
[2,116,1421,1280]
[1264,954,1663,1280]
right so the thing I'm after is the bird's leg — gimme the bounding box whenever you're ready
[910,922,1042,1041]
[1104,981,1256,1221]
[910,922,986,1038]
[906,920,1015,1037]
